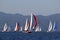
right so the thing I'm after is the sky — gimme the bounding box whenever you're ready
[0,0,60,16]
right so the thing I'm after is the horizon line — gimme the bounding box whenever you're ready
[0,11,60,16]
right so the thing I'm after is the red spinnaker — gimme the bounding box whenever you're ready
[33,15,38,30]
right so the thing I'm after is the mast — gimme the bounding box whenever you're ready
[47,21,53,32]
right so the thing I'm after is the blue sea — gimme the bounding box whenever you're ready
[0,32,60,40]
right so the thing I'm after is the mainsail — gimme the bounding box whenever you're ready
[2,23,8,32]
[29,13,33,31]
[24,19,30,32]
[33,14,38,30]
[14,22,20,32]
[47,21,53,32]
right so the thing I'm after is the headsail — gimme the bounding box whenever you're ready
[14,22,20,32]
[33,14,38,30]
[35,25,40,32]
[47,21,53,32]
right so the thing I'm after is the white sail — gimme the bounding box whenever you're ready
[47,21,53,32]
[24,19,29,31]
[14,22,17,31]
[29,13,33,31]
[35,25,40,32]
[53,21,56,31]
[14,22,20,32]
[2,23,8,32]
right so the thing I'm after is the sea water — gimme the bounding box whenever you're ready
[0,32,60,40]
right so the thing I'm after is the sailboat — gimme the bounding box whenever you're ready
[52,21,56,32]
[35,26,39,32]
[33,14,38,30]
[35,24,41,32]
[47,21,53,32]
[24,13,38,33]
[28,13,38,33]
[24,18,30,33]
[7,26,11,32]
[20,26,23,31]
[14,22,20,32]
[2,23,8,32]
